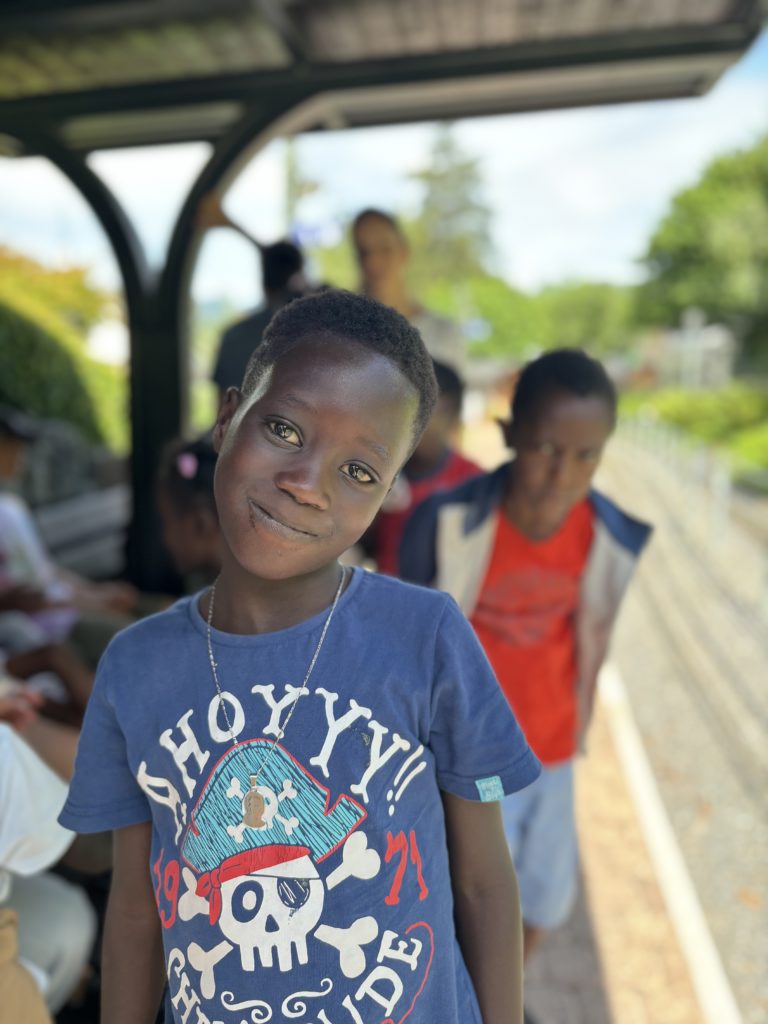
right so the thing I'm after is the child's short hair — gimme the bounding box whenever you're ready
[513,348,617,426]
[433,360,464,418]
[158,436,217,514]
[259,240,304,293]
[241,289,438,443]
[352,207,406,241]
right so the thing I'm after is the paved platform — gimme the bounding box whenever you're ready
[524,696,704,1024]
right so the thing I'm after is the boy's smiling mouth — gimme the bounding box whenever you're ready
[247,498,318,540]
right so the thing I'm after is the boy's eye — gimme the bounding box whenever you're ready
[267,420,301,446]
[344,463,375,484]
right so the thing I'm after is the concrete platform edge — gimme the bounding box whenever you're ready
[599,663,743,1024]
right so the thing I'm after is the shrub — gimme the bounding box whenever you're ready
[621,383,768,474]
[0,301,103,440]
[623,384,768,443]
[0,249,129,452]
[0,301,128,450]
[728,423,768,469]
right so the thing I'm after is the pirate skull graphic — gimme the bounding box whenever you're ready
[216,851,324,971]
[181,740,374,979]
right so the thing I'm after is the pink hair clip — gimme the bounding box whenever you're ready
[176,452,198,479]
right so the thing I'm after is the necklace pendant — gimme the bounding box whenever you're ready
[206,568,347,818]
[243,775,266,828]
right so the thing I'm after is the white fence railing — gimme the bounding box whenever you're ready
[618,416,768,619]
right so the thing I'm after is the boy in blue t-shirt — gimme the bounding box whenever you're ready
[61,291,540,1024]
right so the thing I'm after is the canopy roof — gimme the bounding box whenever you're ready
[0,0,761,154]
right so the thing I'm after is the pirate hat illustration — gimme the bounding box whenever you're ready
[181,740,366,924]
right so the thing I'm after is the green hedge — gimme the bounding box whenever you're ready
[0,301,128,450]
[727,423,768,471]
[621,383,768,474]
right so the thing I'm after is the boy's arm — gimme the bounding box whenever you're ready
[443,791,524,1024]
[7,644,93,715]
[102,821,166,1024]
[61,831,112,875]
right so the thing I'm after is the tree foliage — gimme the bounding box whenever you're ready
[310,124,494,295]
[639,135,768,366]
[0,301,103,442]
[536,282,636,356]
[0,248,107,338]
[422,275,545,359]
[306,128,768,371]
[309,235,357,292]
[408,123,492,288]
[421,275,635,359]
[621,383,768,477]
[0,249,127,450]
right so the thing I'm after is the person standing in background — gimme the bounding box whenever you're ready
[199,195,309,401]
[352,208,466,375]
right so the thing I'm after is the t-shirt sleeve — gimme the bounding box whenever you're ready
[59,647,151,833]
[429,597,540,801]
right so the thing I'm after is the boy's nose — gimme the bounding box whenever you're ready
[274,462,330,510]
[549,453,574,488]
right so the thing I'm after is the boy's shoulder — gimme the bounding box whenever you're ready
[589,488,653,555]
[353,570,474,662]
[406,462,507,537]
[411,470,651,541]
[101,595,196,667]
[424,461,504,511]
[104,576,457,659]
[356,567,453,618]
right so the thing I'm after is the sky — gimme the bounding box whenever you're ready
[1,30,767,312]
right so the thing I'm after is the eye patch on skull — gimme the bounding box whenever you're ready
[230,876,311,924]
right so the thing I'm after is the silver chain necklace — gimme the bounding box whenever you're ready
[206,566,347,828]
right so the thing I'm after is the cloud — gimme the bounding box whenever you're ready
[0,156,114,284]
[457,75,768,288]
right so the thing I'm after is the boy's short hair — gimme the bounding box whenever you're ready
[513,348,617,427]
[259,240,304,293]
[433,360,464,418]
[241,289,438,443]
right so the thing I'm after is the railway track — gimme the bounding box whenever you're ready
[603,444,768,813]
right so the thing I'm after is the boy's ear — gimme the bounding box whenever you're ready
[213,388,242,453]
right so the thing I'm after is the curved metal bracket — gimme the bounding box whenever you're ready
[8,129,151,317]
[158,87,312,350]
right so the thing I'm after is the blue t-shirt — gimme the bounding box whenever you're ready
[61,568,540,1024]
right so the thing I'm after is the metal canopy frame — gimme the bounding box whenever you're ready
[0,1,761,587]
[0,23,761,146]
